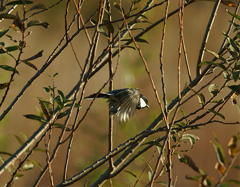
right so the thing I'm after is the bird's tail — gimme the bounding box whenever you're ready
[84,93,110,99]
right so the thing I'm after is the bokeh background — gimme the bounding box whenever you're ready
[0,0,239,186]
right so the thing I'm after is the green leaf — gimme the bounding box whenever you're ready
[148,171,152,181]
[0,29,9,38]
[200,61,226,70]
[227,37,240,53]
[27,20,49,29]
[52,123,71,131]
[143,140,163,148]
[22,161,34,171]
[0,65,19,74]
[24,114,46,122]
[0,45,19,54]
[57,109,71,119]
[212,138,225,165]
[197,93,205,106]
[185,175,202,181]
[105,22,114,34]
[14,172,24,180]
[228,85,240,95]
[178,154,201,173]
[182,133,200,148]
[28,159,43,170]
[6,0,33,6]
[22,60,38,71]
[43,86,51,93]
[22,50,43,61]
[208,109,225,120]
[58,90,65,102]
[205,49,220,59]
[208,84,218,96]
[135,37,149,44]
[54,95,63,108]
[0,82,9,90]
[227,11,240,21]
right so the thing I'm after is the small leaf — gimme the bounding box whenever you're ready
[148,171,152,181]
[208,84,218,96]
[227,135,238,157]
[58,90,65,102]
[0,45,19,54]
[185,175,202,181]
[14,172,24,180]
[12,12,25,31]
[52,123,71,131]
[22,161,34,171]
[227,10,240,20]
[178,154,201,173]
[212,138,225,165]
[22,50,43,61]
[24,114,46,122]
[0,29,9,38]
[27,20,49,29]
[6,0,33,6]
[228,85,240,95]
[0,82,9,89]
[43,86,51,93]
[215,162,226,175]
[22,61,38,70]
[105,22,114,34]
[208,109,225,120]
[182,133,200,148]
[0,65,18,74]
[28,159,43,170]
[135,37,149,44]
[39,100,51,120]
[227,37,240,53]
[200,61,226,70]
[57,109,71,119]
[53,72,59,77]
[197,93,205,106]
[205,49,220,59]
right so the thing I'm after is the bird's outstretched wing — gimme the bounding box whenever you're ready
[108,88,140,122]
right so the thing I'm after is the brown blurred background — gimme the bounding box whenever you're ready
[0,0,239,186]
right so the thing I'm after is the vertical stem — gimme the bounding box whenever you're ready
[106,0,114,176]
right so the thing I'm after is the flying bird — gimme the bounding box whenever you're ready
[85,88,149,122]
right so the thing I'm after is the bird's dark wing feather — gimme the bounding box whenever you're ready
[108,88,140,122]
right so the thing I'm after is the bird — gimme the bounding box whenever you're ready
[85,88,149,122]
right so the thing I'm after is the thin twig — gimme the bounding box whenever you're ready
[196,0,222,75]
